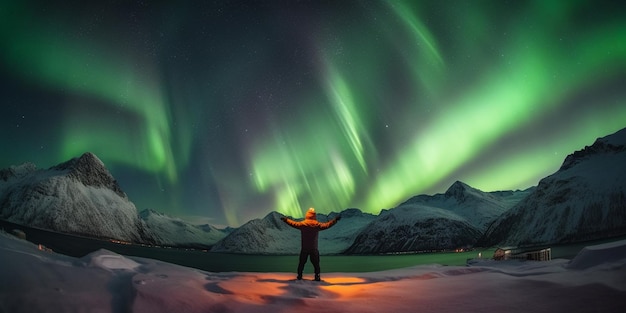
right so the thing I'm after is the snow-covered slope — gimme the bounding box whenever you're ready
[480,127,626,247]
[0,153,155,243]
[139,209,229,248]
[345,204,482,254]
[3,230,624,313]
[400,181,533,231]
[211,209,375,254]
[210,212,296,254]
[344,182,532,254]
[318,208,377,253]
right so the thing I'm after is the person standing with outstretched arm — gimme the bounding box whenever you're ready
[281,208,341,281]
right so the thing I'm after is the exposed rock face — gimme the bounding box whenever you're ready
[51,152,126,198]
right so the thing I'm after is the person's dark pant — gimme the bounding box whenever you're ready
[297,248,320,275]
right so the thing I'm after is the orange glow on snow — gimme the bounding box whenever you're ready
[202,273,404,306]
[319,276,374,299]
[216,274,285,304]
[323,276,366,284]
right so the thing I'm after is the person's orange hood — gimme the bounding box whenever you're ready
[305,208,317,220]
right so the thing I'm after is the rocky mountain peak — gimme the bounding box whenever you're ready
[52,152,126,198]
[337,208,366,218]
[444,181,471,200]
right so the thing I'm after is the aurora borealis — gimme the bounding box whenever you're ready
[1,1,625,226]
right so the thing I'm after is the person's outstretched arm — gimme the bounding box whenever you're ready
[319,215,341,230]
[281,216,303,229]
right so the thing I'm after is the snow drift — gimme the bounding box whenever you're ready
[567,239,626,270]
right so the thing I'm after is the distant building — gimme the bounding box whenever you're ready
[493,246,552,261]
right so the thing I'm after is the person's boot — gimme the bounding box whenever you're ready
[314,274,321,281]
[297,274,303,280]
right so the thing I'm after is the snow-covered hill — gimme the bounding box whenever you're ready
[480,127,626,247]
[139,209,229,248]
[345,205,482,254]
[211,209,376,254]
[399,181,533,231]
[318,208,377,253]
[344,182,532,254]
[210,212,296,254]
[0,153,155,243]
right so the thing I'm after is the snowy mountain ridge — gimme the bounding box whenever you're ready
[480,127,626,247]
[0,153,237,248]
[210,212,297,254]
[211,180,533,255]
[2,127,625,253]
[398,180,533,231]
[51,151,126,198]
[0,151,532,253]
[560,128,626,171]
[139,209,229,248]
[0,153,155,243]
[344,204,483,254]
[341,181,533,254]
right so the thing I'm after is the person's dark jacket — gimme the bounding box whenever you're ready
[281,209,340,251]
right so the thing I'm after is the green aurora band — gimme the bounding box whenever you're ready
[248,1,626,219]
[1,1,625,225]
[0,2,183,184]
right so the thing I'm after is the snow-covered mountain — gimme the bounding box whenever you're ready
[344,182,532,254]
[399,181,533,231]
[211,184,531,255]
[210,212,296,254]
[318,208,377,253]
[139,209,229,248]
[479,127,626,247]
[211,209,376,254]
[0,152,155,243]
[345,205,481,254]
[5,126,623,254]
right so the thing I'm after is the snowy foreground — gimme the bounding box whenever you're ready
[1,232,625,313]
